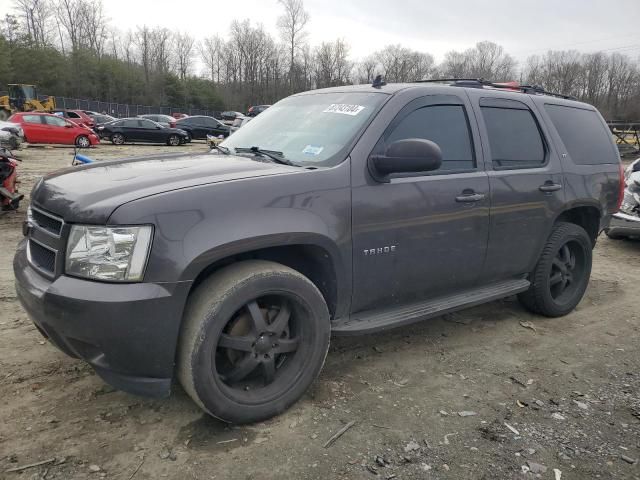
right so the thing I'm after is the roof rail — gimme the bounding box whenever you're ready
[415,78,576,100]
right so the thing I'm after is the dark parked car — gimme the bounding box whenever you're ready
[90,114,116,130]
[14,80,621,424]
[139,114,177,128]
[247,105,270,116]
[97,118,188,146]
[175,115,229,141]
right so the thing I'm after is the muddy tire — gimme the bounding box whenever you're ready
[111,133,125,145]
[518,222,592,317]
[177,260,330,424]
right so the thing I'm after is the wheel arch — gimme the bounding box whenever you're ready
[183,235,346,321]
[554,202,602,246]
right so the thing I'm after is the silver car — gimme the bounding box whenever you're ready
[0,121,25,149]
[230,116,252,135]
[606,158,640,239]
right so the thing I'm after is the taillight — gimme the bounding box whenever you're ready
[616,162,625,212]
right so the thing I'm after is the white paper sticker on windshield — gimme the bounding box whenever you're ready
[323,104,365,116]
[303,145,324,156]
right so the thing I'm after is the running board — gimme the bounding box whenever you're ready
[332,278,530,335]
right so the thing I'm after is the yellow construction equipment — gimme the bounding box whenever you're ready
[0,84,56,121]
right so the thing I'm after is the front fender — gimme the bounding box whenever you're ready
[108,162,352,310]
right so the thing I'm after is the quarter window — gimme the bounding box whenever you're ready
[386,105,475,171]
[481,107,546,169]
[544,104,617,165]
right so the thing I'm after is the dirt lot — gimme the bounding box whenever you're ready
[1,143,639,480]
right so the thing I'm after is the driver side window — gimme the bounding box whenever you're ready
[385,105,476,172]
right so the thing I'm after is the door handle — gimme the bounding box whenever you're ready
[455,192,485,203]
[539,182,562,193]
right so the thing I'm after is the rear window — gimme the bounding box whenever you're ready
[481,107,546,169]
[544,104,617,165]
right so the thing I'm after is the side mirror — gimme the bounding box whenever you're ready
[368,138,442,182]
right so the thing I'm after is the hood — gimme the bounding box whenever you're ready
[32,152,297,223]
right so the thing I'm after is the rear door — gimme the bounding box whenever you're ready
[121,119,143,141]
[466,90,565,282]
[21,114,48,143]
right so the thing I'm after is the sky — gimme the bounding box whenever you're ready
[2,0,640,69]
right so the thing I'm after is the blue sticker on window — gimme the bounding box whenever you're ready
[302,145,324,156]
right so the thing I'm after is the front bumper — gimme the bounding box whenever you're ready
[14,240,192,397]
[606,212,640,238]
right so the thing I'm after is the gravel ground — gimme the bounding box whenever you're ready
[0,142,639,480]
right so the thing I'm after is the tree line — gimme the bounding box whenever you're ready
[1,0,639,119]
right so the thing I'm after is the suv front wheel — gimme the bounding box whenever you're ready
[518,222,592,317]
[177,260,331,424]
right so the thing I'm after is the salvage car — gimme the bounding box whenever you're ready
[0,120,25,149]
[98,118,188,146]
[230,116,252,134]
[14,80,621,424]
[605,157,640,239]
[9,112,99,147]
[175,115,230,141]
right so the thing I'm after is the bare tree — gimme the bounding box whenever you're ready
[174,32,194,80]
[14,0,52,47]
[440,41,516,80]
[277,0,309,92]
[200,35,225,82]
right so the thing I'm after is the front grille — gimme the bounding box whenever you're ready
[32,207,63,236]
[28,239,56,275]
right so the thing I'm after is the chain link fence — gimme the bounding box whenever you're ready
[52,97,220,118]
[0,91,221,118]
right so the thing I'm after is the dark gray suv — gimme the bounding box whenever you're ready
[14,80,622,423]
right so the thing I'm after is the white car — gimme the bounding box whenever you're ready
[0,121,25,149]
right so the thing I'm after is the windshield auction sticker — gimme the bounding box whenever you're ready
[323,104,365,116]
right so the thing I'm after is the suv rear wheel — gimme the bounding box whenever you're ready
[177,260,330,424]
[518,222,592,317]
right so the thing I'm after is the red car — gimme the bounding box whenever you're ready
[52,109,96,128]
[171,112,188,120]
[9,112,100,148]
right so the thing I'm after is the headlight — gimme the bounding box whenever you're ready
[65,225,153,282]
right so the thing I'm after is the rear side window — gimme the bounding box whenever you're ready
[22,115,42,124]
[387,105,475,171]
[544,104,617,165]
[67,112,80,118]
[481,107,545,169]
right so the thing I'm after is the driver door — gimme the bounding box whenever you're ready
[351,94,490,313]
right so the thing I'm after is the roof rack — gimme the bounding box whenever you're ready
[415,78,576,100]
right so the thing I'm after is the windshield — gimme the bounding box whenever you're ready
[221,92,387,167]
